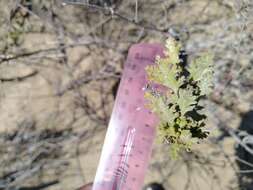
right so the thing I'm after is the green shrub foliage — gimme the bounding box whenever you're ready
[145,38,214,158]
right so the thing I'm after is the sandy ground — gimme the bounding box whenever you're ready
[0,0,253,190]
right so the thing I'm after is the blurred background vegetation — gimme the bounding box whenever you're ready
[0,0,253,190]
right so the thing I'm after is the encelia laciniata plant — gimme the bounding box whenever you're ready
[144,38,214,158]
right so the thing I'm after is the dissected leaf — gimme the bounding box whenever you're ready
[188,54,213,81]
[164,38,181,64]
[144,91,176,124]
[144,37,214,158]
[198,69,214,95]
[172,88,197,115]
[145,56,184,93]
[188,54,214,95]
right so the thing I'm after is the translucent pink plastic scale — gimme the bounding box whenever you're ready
[92,44,163,190]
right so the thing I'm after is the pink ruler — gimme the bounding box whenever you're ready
[92,44,163,190]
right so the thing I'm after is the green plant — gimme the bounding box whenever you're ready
[144,38,214,158]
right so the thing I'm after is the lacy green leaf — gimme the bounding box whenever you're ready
[144,91,176,124]
[172,88,197,115]
[198,69,214,95]
[188,54,213,82]
[145,57,184,93]
[144,37,214,159]
[164,38,181,64]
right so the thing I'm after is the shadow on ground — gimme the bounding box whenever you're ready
[236,110,253,190]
